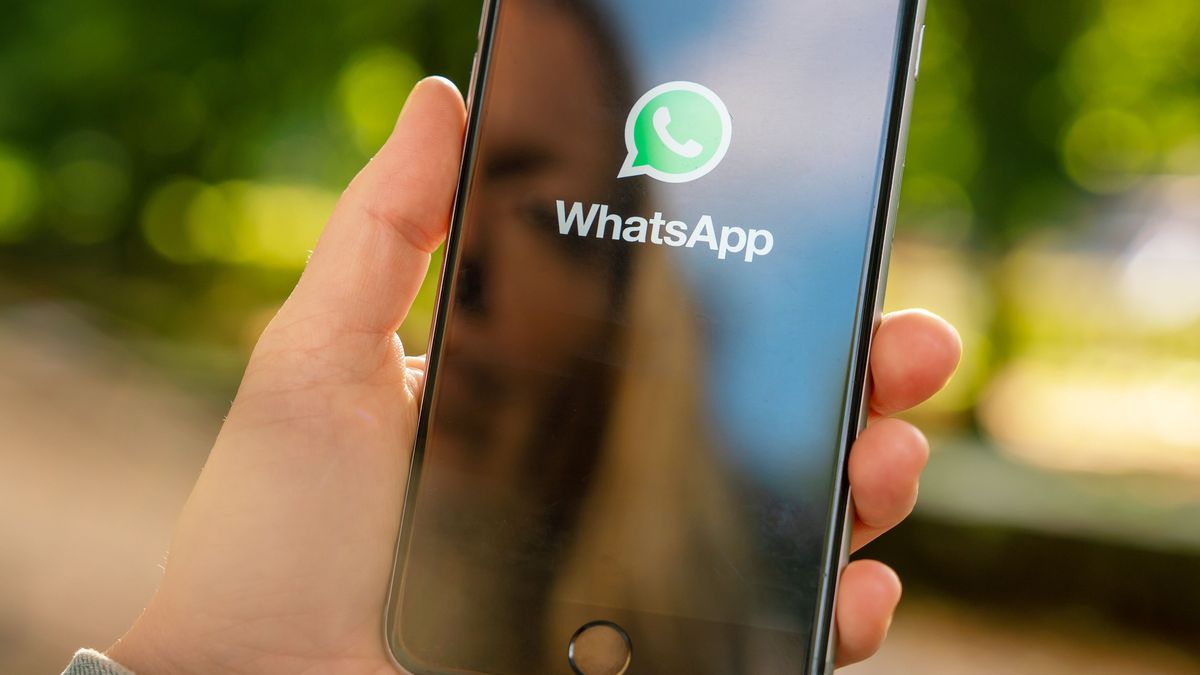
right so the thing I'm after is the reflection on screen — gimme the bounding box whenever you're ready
[393,1,911,672]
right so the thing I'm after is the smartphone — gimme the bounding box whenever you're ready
[386,0,925,672]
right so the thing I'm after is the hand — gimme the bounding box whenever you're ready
[836,306,960,666]
[106,77,960,674]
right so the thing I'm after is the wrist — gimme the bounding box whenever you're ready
[106,613,187,675]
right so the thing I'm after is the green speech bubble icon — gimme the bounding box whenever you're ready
[618,81,733,184]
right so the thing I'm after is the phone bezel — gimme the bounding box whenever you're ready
[384,1,926,672]
[813,1,925,671]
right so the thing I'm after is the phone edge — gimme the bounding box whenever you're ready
[383,1,500,673]
[813,1,926,672]
[383,0,930,672]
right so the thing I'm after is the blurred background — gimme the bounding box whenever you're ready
[1,0,1198,672]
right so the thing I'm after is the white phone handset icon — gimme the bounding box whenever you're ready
[652,106,703,159]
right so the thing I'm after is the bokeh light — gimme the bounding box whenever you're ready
[337,47,424,155]
[1063,108,1155,193]
[0,146,40,243]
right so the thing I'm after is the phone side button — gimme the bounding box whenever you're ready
[913,24,926,81]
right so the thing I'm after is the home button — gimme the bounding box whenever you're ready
[568,621,632,675]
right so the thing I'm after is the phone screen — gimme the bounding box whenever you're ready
[390,0,918,672]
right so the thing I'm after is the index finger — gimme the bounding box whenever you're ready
[869,309,961,416]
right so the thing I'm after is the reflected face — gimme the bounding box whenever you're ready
[397,3,636,670]
[431,0,629,485]
[394,0,918,672]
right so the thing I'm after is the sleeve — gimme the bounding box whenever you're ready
[61,649,137,675]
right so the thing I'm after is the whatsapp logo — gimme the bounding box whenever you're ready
[618,81,732,184]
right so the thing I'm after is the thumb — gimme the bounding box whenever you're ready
[284,76,466,336]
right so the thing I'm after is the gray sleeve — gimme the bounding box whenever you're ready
[61,649,136,675]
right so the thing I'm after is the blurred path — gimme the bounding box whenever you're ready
[2,302,1196,674]
[844,597,1199,675]
[0,303,218,673]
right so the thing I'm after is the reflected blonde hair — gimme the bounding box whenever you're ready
[551,248,754,631]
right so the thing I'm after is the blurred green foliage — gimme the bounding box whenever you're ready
[900,0,1200,248]
[1,0,1198,392]
[0,0,480,378]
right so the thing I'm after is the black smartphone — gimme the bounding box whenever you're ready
[386,0,925,673]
